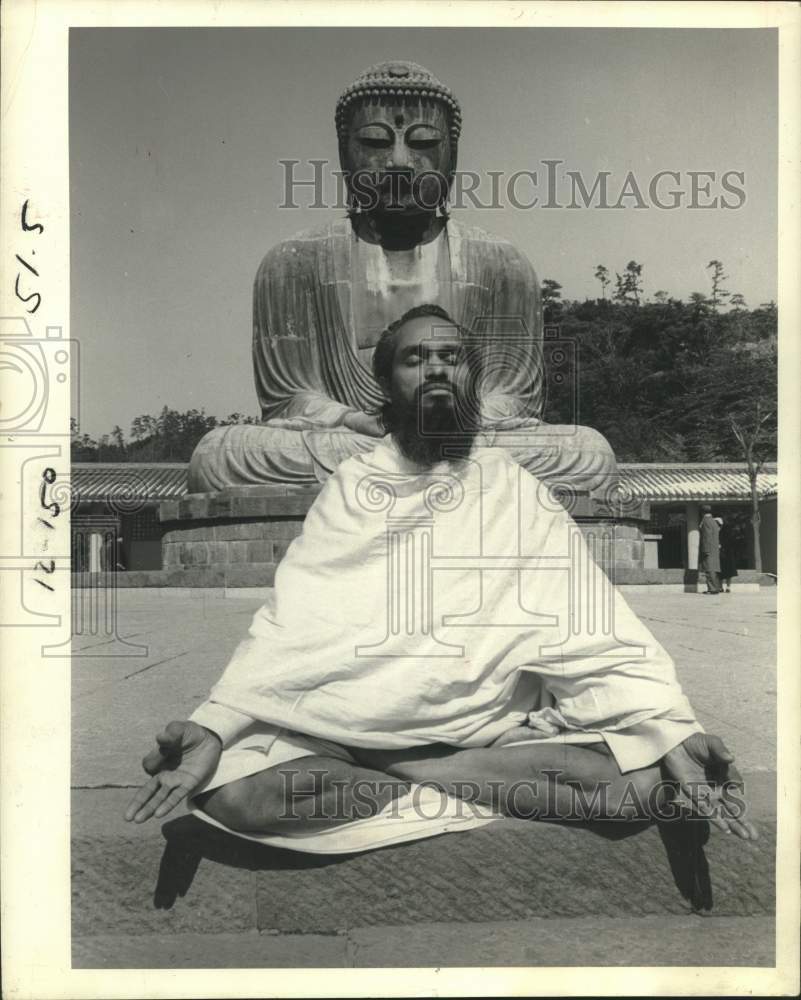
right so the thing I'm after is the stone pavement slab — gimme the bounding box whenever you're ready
[73,786,774,934]
[72,916,775,968]
[71,931,351,969]
[626,591,776,773]
[346,915,775,968]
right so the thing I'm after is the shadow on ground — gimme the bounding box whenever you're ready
[154,813,717,917]
[154,815,337,909]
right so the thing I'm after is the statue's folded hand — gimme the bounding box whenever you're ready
[342,410,385,437]
[266,416,330,431]
[123,720,222,824]
[263,411,383,437]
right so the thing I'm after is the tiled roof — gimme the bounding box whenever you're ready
[72,461,778,505]
[72,463,188,503]
[617,463,778,503]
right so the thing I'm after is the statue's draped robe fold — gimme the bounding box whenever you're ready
[191,440,701,774]
[252,218,543,424]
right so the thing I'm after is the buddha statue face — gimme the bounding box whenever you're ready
[336,61,461,220]
[341,98,453,215]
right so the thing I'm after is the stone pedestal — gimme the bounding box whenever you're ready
[568,492,651,581]
[158,486,650,587]
[158,485,320,588]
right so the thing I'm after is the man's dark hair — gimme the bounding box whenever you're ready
[372,303,460,385]
[701,504,713,514]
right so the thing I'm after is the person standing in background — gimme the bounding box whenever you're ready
[699,505,721,594]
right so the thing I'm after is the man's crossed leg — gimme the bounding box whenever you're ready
[125,721,756,840]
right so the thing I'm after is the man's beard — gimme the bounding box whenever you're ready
[389,389,478,467]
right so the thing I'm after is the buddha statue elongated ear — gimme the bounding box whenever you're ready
[335,60,461,214]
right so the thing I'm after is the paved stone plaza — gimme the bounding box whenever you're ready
[72,587,777,968]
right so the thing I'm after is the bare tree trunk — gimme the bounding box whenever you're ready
[731,412,771,575]
[749,466,762,573]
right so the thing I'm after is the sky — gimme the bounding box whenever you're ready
[70,27,778,438]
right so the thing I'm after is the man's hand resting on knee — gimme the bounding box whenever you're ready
[124,720,221,824]
[662,732,758,840]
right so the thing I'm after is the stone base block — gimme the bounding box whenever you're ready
[154,487,652,587]
[574,515,649,575]
[157,486,317,586]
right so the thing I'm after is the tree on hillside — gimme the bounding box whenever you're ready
[130,414,158,442]
[541,279,564,324]
[541,292,777,467]
[748,301,778,344]
[128,407,219,461]
[614,261,643,305]
[71,409,258,462]
[706,259,730,311]
[70,418,102,462]
[594,264,610,300]
[222,412,259,426]
[111,425,126,453]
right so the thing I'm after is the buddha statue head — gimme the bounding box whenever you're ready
[335,61,462,218]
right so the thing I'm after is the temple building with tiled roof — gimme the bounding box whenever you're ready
[618,462,778,577]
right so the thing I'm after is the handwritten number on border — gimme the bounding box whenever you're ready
[35,468,60,592]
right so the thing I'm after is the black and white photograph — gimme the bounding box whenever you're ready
[1,1,799,996]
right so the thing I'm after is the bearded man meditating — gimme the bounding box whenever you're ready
[125,305,756,850]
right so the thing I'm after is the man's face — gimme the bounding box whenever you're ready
[342,100,452,214]
[386,316,461,422]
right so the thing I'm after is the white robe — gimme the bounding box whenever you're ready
[191,437,701,774]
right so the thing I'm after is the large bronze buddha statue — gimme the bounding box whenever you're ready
[189,61,615,492]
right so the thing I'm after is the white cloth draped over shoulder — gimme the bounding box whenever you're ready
[191,438,702,773]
